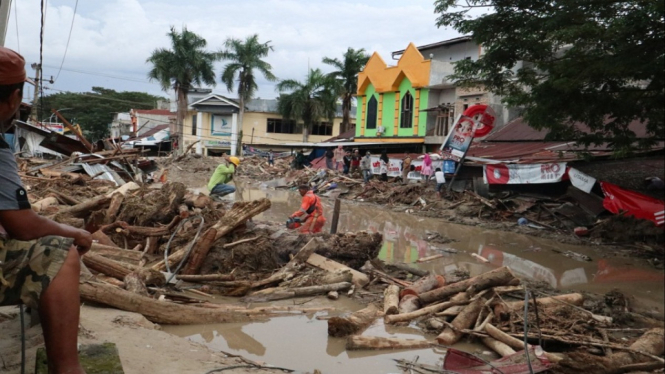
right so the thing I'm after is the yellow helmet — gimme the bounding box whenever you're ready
[228,156,240,167]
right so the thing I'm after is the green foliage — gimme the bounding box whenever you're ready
[40,87,163,141]
[323,47,370,131]
[276,69,338,142]
[147,26,218,93]
[219,34,277,102]
[434,0,664,153]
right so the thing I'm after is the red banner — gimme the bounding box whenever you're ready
[601,182,665,226]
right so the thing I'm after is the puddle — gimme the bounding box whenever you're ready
[169,184,664,373]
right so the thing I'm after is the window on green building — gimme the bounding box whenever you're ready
[366,96,377,129]
[400,92,413,128]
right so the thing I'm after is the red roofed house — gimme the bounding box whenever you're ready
[130,109,176,137]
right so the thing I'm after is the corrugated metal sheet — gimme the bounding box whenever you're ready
[80,163,125,186]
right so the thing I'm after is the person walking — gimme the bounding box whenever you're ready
[421,153,433,184]
[325,147,334,169]
[350,149,361,176]
[267,149,274,167]
[343,150,352,175]
[334,145,344,171]
[208,155,240,199]
[434,167,446,199]
[401,153,412,185]
[379,150,389,182]
[0,46,92,374]
[289,185,326,234]
[361,151,373,183]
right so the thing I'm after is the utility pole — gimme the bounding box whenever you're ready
[30,63,41,121]
[0,0,12,47]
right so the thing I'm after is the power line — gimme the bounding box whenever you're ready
[43,64,161,85]
[54,0,79,83]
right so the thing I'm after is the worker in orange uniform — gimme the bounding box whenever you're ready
[290,185,326,234]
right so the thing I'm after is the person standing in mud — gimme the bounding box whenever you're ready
[334,145,344,171]
[343,150,352,174]
[379,150,389,182]
[350,149,361,176]
[207,155,240,199]
[267,149,274,167]
[290,185,326,234]
[0,46,91,374]
[401,153,412,185]
[325,147,335,169]
[360,151,373,183]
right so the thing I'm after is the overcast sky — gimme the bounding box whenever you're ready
[5,0,462,103]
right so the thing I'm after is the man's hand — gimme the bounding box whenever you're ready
[73,229,93,255]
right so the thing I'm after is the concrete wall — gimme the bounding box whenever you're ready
[426,40,480,63]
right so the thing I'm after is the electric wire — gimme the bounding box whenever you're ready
[163,215,205,284]
[53,0,79,83]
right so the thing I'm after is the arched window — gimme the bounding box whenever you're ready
[366,96,378,129]
[400,91,413,128]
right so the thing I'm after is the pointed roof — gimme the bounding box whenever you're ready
[356,43,431,95]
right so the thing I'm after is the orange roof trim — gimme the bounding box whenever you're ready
[357,43,431,95]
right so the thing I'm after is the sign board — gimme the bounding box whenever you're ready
[204,139,231,148]
[42,122,64,134]
[568,167,596,193]
[211,114,232,136]
[483,163,567,184]
[440,114,473,162]
[369,156,444,180]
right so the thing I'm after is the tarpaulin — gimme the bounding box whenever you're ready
[601,182,665,226]
[483,163,567,184]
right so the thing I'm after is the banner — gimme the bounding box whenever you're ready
[601,182,665,226]
[369,156,443,180]
[568,167,596,193]
[483,163,567,184]
[440,105,496,162]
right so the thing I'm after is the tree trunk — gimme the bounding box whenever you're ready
[32,197,58,213]
[90,243,142,262]
[328,304,380,337]
[251,238,321,289]
[175,88,187,153]
[123,272,149,296]
[306,253,369,288]
[436,297,485,345]
[400,274,445,298]
[105,193,124,224]
[346,336,433,351]
[604,328,664,371]
[244,282,352,302]
[175,274,235,283]
[398,294,421,314]
[83,253,164,286]
[383,285,400,315]
[341,96,351,134]
[485,323,525,350]
[91,230,117,248]
[158,198,271,273]
[54,195,111,218]
[386,299,467,324]
[79,282,256,324]
[419,267,515,304]
[493,293,583,317]
[481,337,516,357]
[388,263,429,277]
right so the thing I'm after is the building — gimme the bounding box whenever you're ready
[109,112,133,138]
[355,36,521,150]
[182,93,353,156]
[131,109,175,137]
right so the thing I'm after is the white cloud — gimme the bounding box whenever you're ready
[5,0,461,100]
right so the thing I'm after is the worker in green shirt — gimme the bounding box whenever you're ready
[208,155,240,199]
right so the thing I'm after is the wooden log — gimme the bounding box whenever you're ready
[244,282,352,302]
[178,204,189,218]
[436,297,485,345]
[386,300,468,324]
[55,195,112,218]
[184,194,213,209]
[307,253,369,288]
[105,182,140,197]
[400,274,445,298]
[251,238,320,289]
[83,253,164,286]
[383,285,400,315]
[481,337,516,357]
[327,291,339,300]
[105,193,124,224]
[419,267,515,304]
[79,282,256,324]
[318,270,353,285]
[494,293,584,317]
[398,294,421,314]
[436,305,466,318]
[416,254,445,263]
[485,323,525,350]
[95,275,125,288]
[178,198,271,275]
[328,304,380,337]
[91,230,118,248]
[32,197,58,213]
[604,328,665,369]
[90,243,142,262]
[388,263,429,277]
[175,274,235,283]
[346,336,434,351]
[124,272,149,296]
[45,188,80,205]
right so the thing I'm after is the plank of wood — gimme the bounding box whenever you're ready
[306,253,369,288]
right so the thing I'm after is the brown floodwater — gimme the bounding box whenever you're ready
[167,185,665,374]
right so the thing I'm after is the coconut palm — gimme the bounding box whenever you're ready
[219,34,277,155]
[147,26,219,151]
[323,48,370,133]
[276,68,338,143]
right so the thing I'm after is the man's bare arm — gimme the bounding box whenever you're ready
[0,209,92,252]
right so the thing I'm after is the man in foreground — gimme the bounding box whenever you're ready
[207,155,240,199]
[0,46,92,374]
[289,185,326,234]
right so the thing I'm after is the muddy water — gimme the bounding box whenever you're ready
[168,185,665,373]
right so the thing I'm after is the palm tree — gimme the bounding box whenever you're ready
[276,69,337,143]
[323,48,370,133]
[147,26,218,152]
[219,34,277,155]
